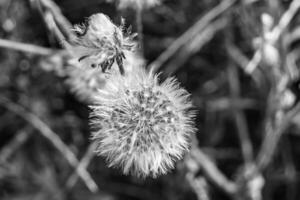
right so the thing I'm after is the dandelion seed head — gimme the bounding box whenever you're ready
[66,13,136,72]
[90,67,195,177]
[65,51,144,103]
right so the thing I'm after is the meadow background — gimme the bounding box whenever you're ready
[1,0,300,200]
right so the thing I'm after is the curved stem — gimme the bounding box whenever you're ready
[136,7,144,56]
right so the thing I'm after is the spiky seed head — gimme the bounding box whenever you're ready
[65,51,144,103]
[65,13,136,72]
[108,0,161,10]
[90,67,195,178]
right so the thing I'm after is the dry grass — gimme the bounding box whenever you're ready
[1,0,300,200]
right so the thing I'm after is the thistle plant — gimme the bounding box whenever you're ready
[64,13,137,74]
[90,66,195,177]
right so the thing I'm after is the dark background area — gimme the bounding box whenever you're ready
[1,0,300,200]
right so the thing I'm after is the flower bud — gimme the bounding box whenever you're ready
[65,51,144,103]
[65,13,136,74]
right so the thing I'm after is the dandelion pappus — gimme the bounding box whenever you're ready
[67,13,137,75]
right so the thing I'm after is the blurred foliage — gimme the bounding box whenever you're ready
[1,0,300,200]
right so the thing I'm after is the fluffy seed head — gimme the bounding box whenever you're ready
[65,13,136,73]
[65,51,144,103]
[90,67,195,177]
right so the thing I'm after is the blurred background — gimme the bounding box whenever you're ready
[1,0,300,200]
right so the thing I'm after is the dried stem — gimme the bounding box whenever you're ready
[282,137,297,200]
[191,147,238,195]
[66,142,97,189]
[245,0,300,74]
[0,126,33,162]
[31,0,75,45]
[149,0,238,73]
[0,38,58,55]
[136,7,144,56]
[256,102,300,171]
[186,174,210,200]
[162,19,227,76]
[243,0,300,176]
[226,43,262,87]
[0,97,99,192]
[228,66,254,165]
[37,0,74,41]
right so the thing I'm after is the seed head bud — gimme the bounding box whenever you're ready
[65,13,136,74]
[65,51,144,103]
[90,67,195,177]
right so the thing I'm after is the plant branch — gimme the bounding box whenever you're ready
[245,0,300,74]
[30,0,75,44]
[0,38,59,55]
[191,147,238,195]
[162,18,227,76]
[0,97,98,192]
[228,65,254,165]
[149,0,238,73]
[0,126,33,162]
[136,7,144,56]
[66,142,97,189]
[256,102,300,171]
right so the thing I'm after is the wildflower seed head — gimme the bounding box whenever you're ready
[90,67,195,178]
[66,13,137,74]
[65,51,143,103]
